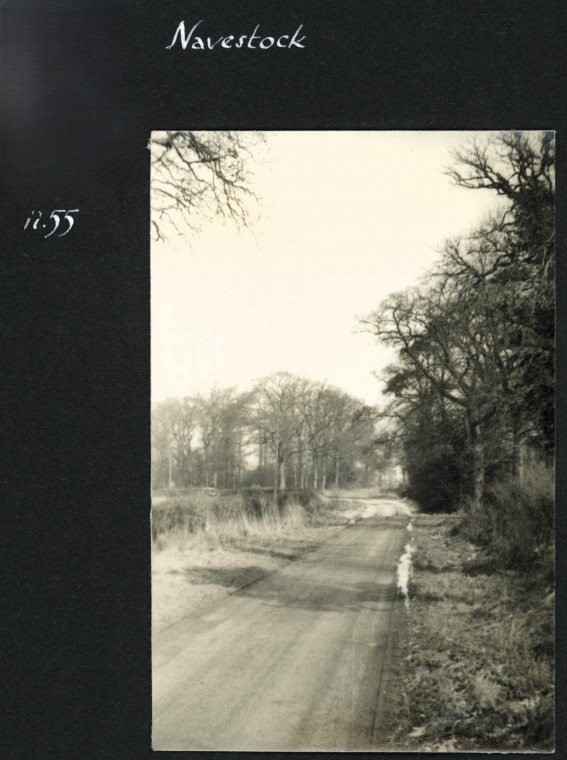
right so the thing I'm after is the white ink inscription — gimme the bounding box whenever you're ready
[24,209,79,238]
[166,21,306,51]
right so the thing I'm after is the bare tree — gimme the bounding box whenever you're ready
[447,131,555,462]
[151,130,263,242]
[174,397,198,486]
[361,132,555,510]
[195,387,246,489]
[362,285,491,506]
[252,372,301,502]
[299,381,335,489]
[151,398,183,489]
[447,130,555,277]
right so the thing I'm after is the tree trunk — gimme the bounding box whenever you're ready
[279,458,286,490]
[510,413,522,481]
[334,454,340,489]
[518,443,525,484]
[274,438,279,507]
[472,423,485,508]
[313,457,318,490]
[238,438,243,488]
[204,445,210,487]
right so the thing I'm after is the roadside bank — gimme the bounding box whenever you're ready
[384,513,554,751]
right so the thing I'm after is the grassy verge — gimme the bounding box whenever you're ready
[152,490,360,633]
[387,513,554,751]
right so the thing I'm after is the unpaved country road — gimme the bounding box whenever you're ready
[153,500,412,751]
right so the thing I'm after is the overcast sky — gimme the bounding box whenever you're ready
[151,131,497,406]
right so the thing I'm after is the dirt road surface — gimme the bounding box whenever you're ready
[153,499,412,751]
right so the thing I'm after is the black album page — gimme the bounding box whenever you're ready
[1,1,564,758]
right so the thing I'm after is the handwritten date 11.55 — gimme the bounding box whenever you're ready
[24,209,79,238]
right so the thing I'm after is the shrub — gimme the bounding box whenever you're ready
[461,463,554,569]
[151,489,326,548]
[404,457,463,513]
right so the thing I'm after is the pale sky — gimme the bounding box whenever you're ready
[151,131,497,406]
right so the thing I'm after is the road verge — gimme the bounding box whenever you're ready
[152,492,369,633]
[384,513,554,751]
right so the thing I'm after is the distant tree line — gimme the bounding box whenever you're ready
[152,372,379,494]
[361,132,555,512]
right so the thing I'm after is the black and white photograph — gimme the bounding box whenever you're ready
[151,130,555,751]
[3,2,564,757]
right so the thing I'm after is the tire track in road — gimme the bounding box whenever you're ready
[153,503,411,751]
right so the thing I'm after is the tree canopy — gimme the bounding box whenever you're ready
[362,131,555,511]
[152,372,377,495]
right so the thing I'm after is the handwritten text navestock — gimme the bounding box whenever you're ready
[166,20,307,51]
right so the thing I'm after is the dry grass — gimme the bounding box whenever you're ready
[461,463,554,570]
[388,513,554,752]
[152,490,359,633]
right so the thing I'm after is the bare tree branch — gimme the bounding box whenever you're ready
[151,130,264,243]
